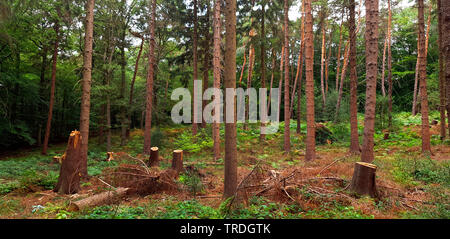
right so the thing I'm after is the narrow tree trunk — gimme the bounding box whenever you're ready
[297,3,305,134]
[349,0,360,154]
[445,0,450,138]
[438,0,446,140]
[127,37,144,139]
[284,0,290,153]
[120,31,127,146]
[192,0,199,135]
[335,13,344,91]
[361,0,379,163]
[418,0,432,154]
[381,37,387,97]
[320,16,326,109]
[260,3,267,141]
[42,22,60,155]
[79,0,95,177]
[290,1,305,119]
[244,45,254,130]
[212,0,221,160]
[143,0,156,155]
[335,41,350,121]
[223,0,237,199]
[387,0,394,130]
[202,4,211,129]
[305,0,315,161]
[54,131,82,194]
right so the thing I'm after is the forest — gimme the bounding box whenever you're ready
[0,0,449,219]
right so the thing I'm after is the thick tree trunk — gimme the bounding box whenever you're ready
[305,0,315,161]
[172,150,184,173]
[212,0,221,160]
[284,0,290,153]
[445,0,450,137]
[361,0,379,163]
[143,0,156,155]
[79,0,95,177]
[42,23,60,155]
[223,0,237,199]
[349,0,360,154]
[192,0,199,135]
[349,162,378,198]
[418,0,432,154]
[54,131,82,194]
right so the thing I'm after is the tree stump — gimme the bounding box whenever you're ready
[172,150,184,173]
[54,131,82,194]
[349,162,378,198]
[149,147,159,167]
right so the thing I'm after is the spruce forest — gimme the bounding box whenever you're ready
[0,0,449,219]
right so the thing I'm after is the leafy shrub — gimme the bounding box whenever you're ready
[155,200,221,219]
[392,157,450,186]
[81,205,147,219]
[178,171,204,196]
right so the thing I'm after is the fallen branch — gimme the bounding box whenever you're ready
[68,187,129,212]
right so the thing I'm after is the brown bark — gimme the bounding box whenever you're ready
[192,0,199,135]
[149,147,159,167]
[360,0,379,163]
[387,0,394,129]
[335,41,349,121]
[349,162,378,198]
[349,0,360,154]
[42,22,60,155]
[212,0,221,160]
[127,36,144,138]
[79,0,95,177]
[223,0,237,199]
[260,3,267,141]
[284,0,290,153]
[335,13,344,91]
[54,131,82,194]
[143,0,156,155]
[381,37,387,97]
[438,0,446,140]
[296,3,305,134]
[244,45,254,130]
[418,0,431,154]
[238,50,246,84]
[68,187,129,211]
[445,0,450,137]
[320,15,326,109]
[201,4,211,129]
[172,150,184,173]
[305,0,315,161]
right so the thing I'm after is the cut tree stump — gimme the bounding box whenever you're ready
[172,150,184,173]
[149,147,159,167]
[68,187,129,211]
[106,152,114,162]
[349,162,378,198]
[54,131,82,194]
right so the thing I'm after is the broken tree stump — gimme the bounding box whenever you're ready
[149,147,159,167]
[172,150,184,173]
[106,152,114,162]
[68,187,129,211]
[349,162,378,198]
[54,131,82,194]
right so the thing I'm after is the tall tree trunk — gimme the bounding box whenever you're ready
[325,29,332,96]
[192,0,199,135]
[361,0,379,163]
[443,0,450,137]
[120,29,127,146]
[223,0,237,199]
[387,0,394,130]
[212,0,221,160]
[296,2,305,134]
[438,0,446,140]
[260,3,267,141]
[305,0,315,161]
[127,36,144,139]
[335,41,349,121]
[381,37,387,97]
[42,23,60,155]
[244,44,254,130]
[335,12,344,91]
[349,0,360,154]
[202,3,211,129]
[283,0,290,153]
[143,0,156,155]
[79,0,95,177]
[418,0,431,154]
[320,14,326,110]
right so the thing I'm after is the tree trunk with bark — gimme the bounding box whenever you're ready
[143,0,156,155]
[349,0,360,154]
[149,147,159,167]
[284,0,290,153]
[437,0,446,140]
[418,0,432,154]
[381,37,387,97]
[192,0,199,135]
[223,0,237,199]
[444,0,450,137]
[172,150,184,174]
[54,131,82,194]
[387,0,394,130]
[349,162,378,198]
[360,0,379,163]
[42,22,60,155]
[297,2,305,134]
[127,35,144,139]
[212,0,221,160]
[320,13,326,110]
[79,0,95,177]
[260,3,267,141]
[305,0,315,161]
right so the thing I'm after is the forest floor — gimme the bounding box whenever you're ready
[0,112,449,219]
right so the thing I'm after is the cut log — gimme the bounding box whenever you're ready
[349,162,378,198]
[149,147,159,167]
[54,131,82,194]
[172,150,184,173]
[68,187,129,212]
[106,152,114,162]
